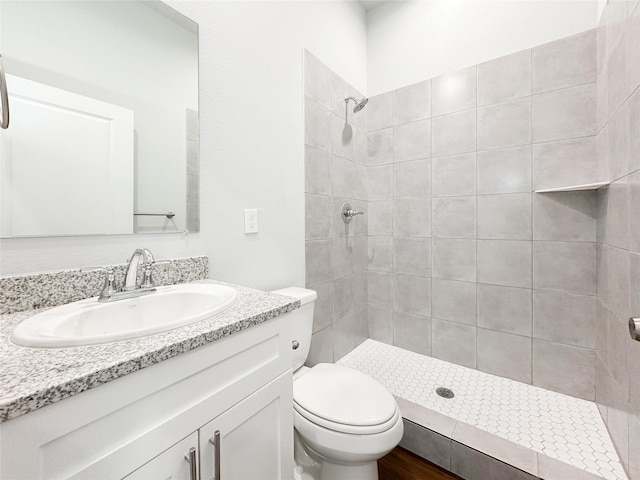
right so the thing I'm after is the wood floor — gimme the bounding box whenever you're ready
[378,447,461,480]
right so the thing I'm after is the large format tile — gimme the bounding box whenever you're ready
[394,237,432,276]
[394,312,431,355]
[533,191,596,242]
[533,339,595,400]
[431,152,477,197]
[477,97,531,150]
[477,193,532,240]
[477,284,532,336]
[432,109,477,157]
[394,119,431,162]
[432,196,476,238]
[432,66,477,116]
[393,80,431,125]
[477,146,532,194]
[367,306,393,343]
[452,423,539,478]
[477,328,533,383]
[330,237,354,279]
[311,282,333,333]
[368,200,393,236]
[394,159,431,198]
[450,442,535,480]
[604,177,630,250]
[331,113,355,160]
[478,49,531,107]
[305,97,331,151]
[367,128,394,165]
[305,194,333,240]
[367,236,393,272]
[367,92,393,132]
[306,240,332,286]
[432,319,476,368]
[532,136,598,190]
[367,272,394,310]
[606,246,631,323]
[334,276,355,320]
[308,325,333,365]
[305,146,331,195]
[431,279,477,326]
[395,274,431,317]
[477,240,532,288]
[400,420,452,471]
[607,92,633,181]
[432,238,477,282]
[304,50,332,109]
[532,83,596,143]
[532,29,596,93]
[533,290,596,349]
[533,241,596,295]
[367,164,393,201]
[331,155,354,198]
[394,198,431,237]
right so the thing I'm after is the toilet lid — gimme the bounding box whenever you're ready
[293,363,397,432]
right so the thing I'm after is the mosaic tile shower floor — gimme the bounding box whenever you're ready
[338,340,627,480]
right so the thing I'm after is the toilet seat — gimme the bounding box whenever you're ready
[293,363,398,435]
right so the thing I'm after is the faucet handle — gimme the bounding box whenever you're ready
[81,266,119,300]
[140,260,170,289]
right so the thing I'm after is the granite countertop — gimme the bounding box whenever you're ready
[0,280,300,423]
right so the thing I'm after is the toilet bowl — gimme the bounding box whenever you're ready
[272,287,403,480]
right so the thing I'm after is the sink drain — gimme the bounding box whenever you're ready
[436,387,455,399]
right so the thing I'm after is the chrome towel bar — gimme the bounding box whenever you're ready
[134,212,176,219]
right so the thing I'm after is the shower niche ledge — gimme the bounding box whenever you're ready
[534,181,609,193]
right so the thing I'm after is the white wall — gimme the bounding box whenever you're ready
[367,0,599,95]
[0,0,368,293]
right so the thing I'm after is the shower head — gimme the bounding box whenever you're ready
[345,96,368,113]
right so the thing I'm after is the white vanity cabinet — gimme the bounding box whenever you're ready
[0,313,295,480]
[124,432,199,480]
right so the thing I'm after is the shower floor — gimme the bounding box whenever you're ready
[337,339,627,480]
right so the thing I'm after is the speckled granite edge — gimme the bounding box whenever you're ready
[0,256,208,315]
[0,280,300,423]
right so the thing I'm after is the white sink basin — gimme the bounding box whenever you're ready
[10,283,238,348]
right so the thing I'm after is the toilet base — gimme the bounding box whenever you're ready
[318,460,379,480]
[294,458,379,480]
[294,431,380,480]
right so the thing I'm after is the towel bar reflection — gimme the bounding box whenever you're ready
[134,212,176,219]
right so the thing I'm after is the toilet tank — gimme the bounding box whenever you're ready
[271,287,317,371]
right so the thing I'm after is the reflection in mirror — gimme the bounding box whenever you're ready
[0,1,199,237]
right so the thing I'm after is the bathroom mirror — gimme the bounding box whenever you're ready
[0,0,199,237]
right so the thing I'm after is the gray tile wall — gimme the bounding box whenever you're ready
[595,2,640,479]
[304,51,368,364]
[365,29,601,402]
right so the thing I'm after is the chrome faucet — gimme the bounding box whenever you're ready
[122,247,156,291]
[83,247,164,302]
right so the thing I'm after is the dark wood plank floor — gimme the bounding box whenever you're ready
[378,447,461,480]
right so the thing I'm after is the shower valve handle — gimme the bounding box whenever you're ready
[341,203,364,224]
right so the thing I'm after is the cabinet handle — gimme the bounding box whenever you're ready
[208,430,221,480]
[184,447,197,480]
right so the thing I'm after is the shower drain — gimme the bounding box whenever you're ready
[436,387,455,399]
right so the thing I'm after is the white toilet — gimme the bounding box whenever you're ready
[272,287,404,480]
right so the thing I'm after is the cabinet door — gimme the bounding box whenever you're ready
[124,432,199,480]
[199,372,293,480]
